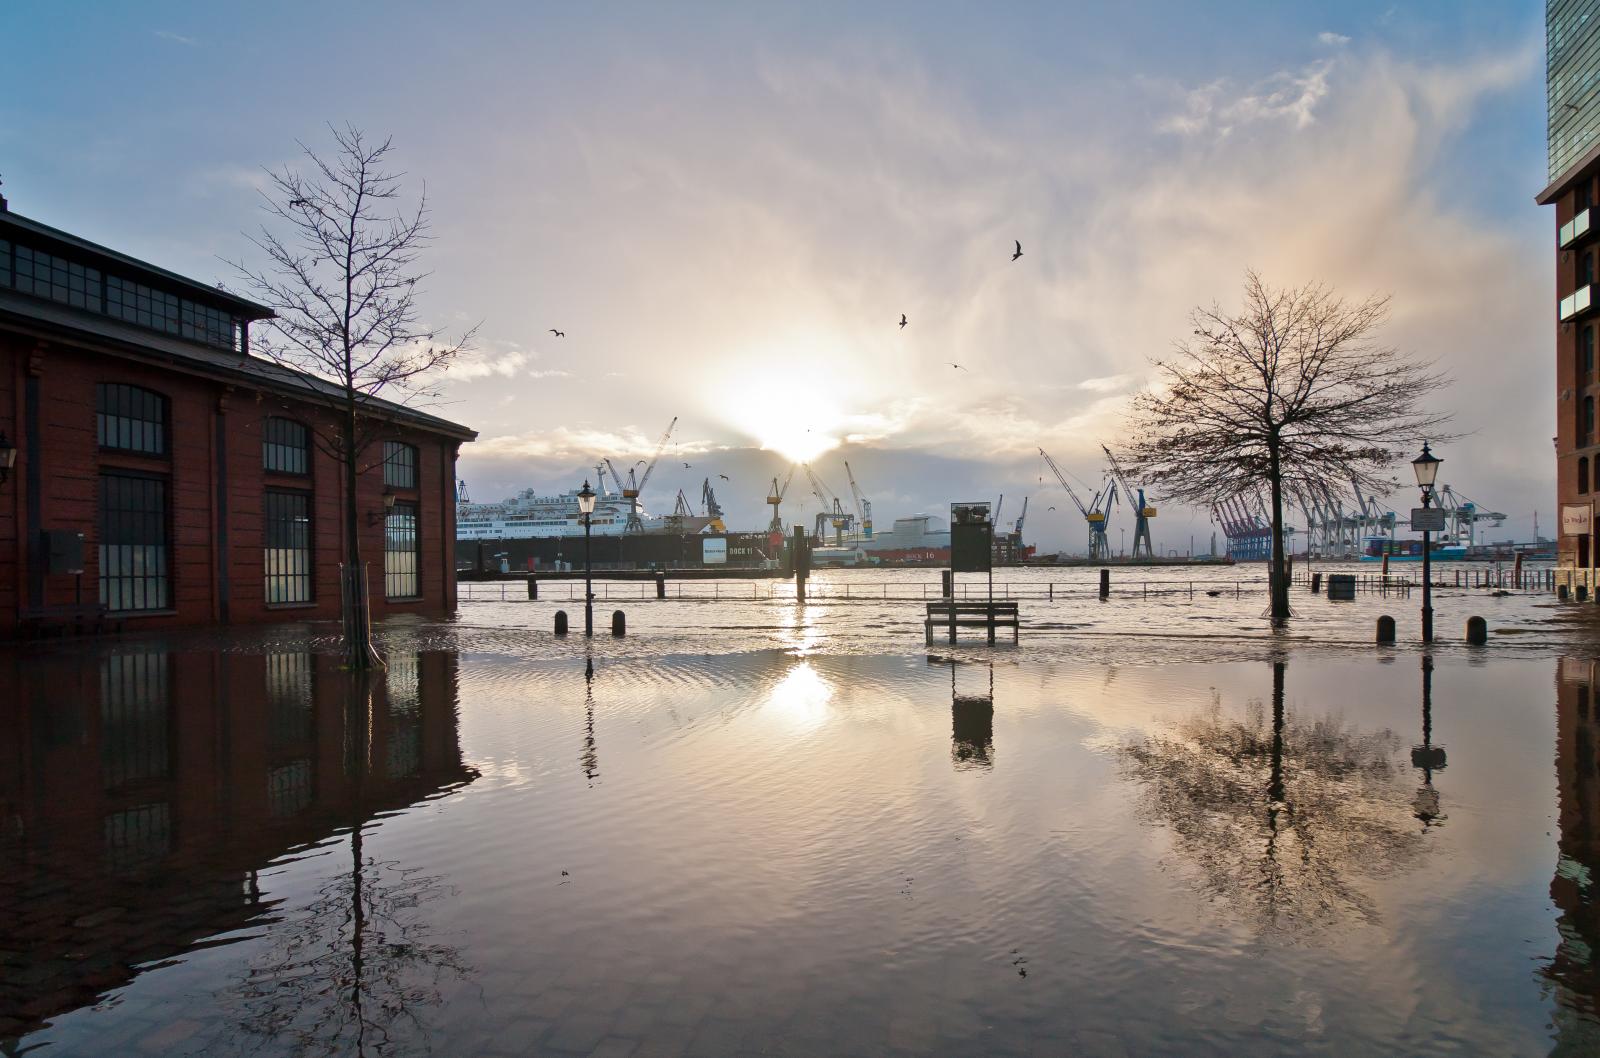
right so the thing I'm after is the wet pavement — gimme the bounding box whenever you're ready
[1,575,1598,1055]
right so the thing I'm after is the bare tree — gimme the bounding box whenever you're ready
[1122,272,1449,627]
[236,125,473,667]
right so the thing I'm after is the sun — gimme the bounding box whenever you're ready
[707,362,847,464]
[760,423,840,464]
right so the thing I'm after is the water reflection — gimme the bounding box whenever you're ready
[948,662,995,770]
[1119,660,1427,935]
[0,643,475,1046]
[1548,657,1600,1052]
[1410,656,1447,829]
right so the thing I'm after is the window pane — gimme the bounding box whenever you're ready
[96,383,167,455]
[384,502,419,598]
[99,473,169,611]
[264,490,313,603]
[383,441,417,489]
[263,417,309,475]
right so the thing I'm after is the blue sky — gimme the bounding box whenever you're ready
[3,2,1556,549]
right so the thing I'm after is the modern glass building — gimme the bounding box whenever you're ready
[1550,0,1600,183]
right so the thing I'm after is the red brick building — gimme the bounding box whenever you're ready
[0,202,475,637]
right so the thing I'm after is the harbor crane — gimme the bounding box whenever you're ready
[844,461,873,539]
[1039,447,1114,561]
[700,478,727,533]
[1102,445,1155,559]
[767,465,796,534]
[620,416,677,534]
[802,463,855,546]
[666,490,693,535]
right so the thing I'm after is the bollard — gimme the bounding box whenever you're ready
[612,610,626,637]
[655,573,666,599]
[1560,584,1570,601]
[1581,585,1590,603]
[1099,568,1111,599]
[1376,615,1396,643]
[1310,572,1322,594]
[554,610,569,635]
[1466,615,1487,645]
[528,578,538,600]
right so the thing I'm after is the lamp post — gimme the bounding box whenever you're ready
[1412,443,1441,644]
[577,480,597,637]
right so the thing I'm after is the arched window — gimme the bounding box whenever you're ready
[262,417,310,475]
[1582,457,1591,495]
[383,441,418,489]
[96,383,167,455]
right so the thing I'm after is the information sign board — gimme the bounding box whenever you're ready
[1410,507,1446,533]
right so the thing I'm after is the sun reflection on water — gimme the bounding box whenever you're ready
[763,661,833,733]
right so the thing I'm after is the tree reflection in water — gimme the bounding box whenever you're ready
[230,667,470,1056]
[1119,661,1425,934]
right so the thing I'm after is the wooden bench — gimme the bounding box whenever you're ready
[924,600,1020,645]
[17,604,122,639]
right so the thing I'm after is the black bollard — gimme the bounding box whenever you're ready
[1099,568,1111,599]
[528,578,538,600]
[612,610,626,637]
[1466,616,1487,645]
[1376,615,1396,643]
[1581,585,1590,603]
[1310,572,1322,594]
[655,573,666,599]
[554,609,569,635]
[1560,584,1570,601]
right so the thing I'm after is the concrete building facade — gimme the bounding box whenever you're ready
[0,201,475,638]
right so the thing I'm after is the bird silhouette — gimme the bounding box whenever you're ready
[718,474,730,481]
[549,329,565,337]
[945,362,968,371]
[683,462,692,469]
[1047,506,1057,512]
[899,313,908,329]
[1011,239,1023,262]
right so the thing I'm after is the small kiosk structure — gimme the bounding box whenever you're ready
[924,501,1019,644]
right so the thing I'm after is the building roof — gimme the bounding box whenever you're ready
[0,207,476,442]
[0,209,276,318]
[1537,137,1600,205]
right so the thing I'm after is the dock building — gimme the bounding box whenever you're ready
[0,196,475,637]
[1543,0,1600,589]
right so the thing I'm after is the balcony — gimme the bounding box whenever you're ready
[1562,284,1594,322]
[1563,207,1593,250]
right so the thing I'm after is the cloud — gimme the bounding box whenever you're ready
[1160,61,1334,137]
[154,30,199,47]
[1318,31,1351,47]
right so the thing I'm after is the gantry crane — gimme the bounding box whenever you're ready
[665,490,693,535]
[1101,445,1155,559]
[802,463,854,546]
[620,416,677,534]
[700,478,727,533]
[767,465,796,534]
[844,461,873,539]
[1039,447,1114,561]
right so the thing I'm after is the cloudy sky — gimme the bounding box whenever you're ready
[4,2,1553,552]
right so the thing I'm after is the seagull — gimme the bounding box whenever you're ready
[718,474,730,481]
[899,314,908,329]
[288,198,310,208]
[1011,239,1023,262]
[683,462,692,469]
[945,362,968,371]
[1047,506,1057,512]
[549,329,565,338]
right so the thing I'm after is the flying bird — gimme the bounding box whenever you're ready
[683,462,692,469]
[1047,506,1057,512]
[899,314,908,329]
[945,362,968,371]
[549,329,565,337]
[718,474,730,481]
[1011,239,1023,262]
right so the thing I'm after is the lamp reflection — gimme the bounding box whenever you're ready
[1410,656,1447,829]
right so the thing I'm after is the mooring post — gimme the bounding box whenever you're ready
[612,610,626,637]
[1376,615,1396,643]
[1310,572,1322,594]
[554,610,569,636]
[1466,615,1487,645]
[792,525,809,603]
[528,578,538,600]
[1099,568,1110,599]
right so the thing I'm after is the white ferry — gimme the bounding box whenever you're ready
[457,487,663,540]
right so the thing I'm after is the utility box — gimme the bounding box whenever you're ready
[950,502,993,573]
[42,529,85,575]
[1327,574,1356,601]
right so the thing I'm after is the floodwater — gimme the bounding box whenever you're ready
[2,569,1598,1056]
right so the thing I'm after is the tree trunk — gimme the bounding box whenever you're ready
[342,398,382,669]
[1267,441,1290,627]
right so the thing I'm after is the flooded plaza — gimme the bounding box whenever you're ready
[3,569,1599,1056]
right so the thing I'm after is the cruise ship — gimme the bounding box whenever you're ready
[457,487,663,540]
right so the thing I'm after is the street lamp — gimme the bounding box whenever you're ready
[1412,442,1442,644]
[577,479,597,637]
